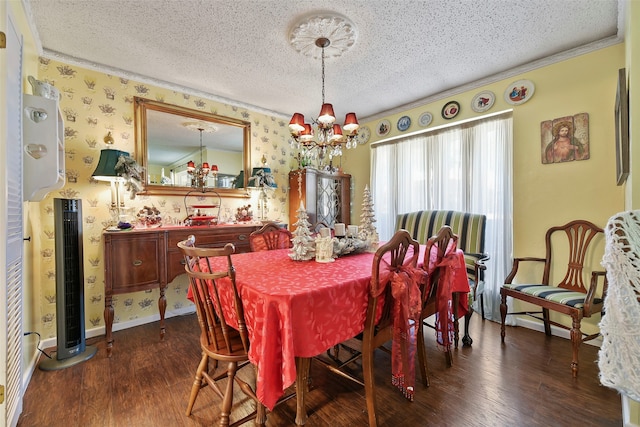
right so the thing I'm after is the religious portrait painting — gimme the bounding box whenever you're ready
[540,113,590,164]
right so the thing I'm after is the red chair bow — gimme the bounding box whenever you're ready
[426,245,469,352]
[376,259,427,401]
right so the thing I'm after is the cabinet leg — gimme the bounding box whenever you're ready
[104,295,114,357]
[159,285,167,341]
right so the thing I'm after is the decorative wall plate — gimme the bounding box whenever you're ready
[504,79,535,105]
[441,101,460,120]
[376,119,391,136]
[356,126,371,145]
[471,91,496,113]
[418,112,433,127]
[397,115,411,131]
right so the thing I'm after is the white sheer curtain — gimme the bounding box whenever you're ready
[371,112,513,321]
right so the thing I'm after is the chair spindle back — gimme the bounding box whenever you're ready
[178,238,250,355]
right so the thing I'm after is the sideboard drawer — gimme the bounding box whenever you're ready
[168,226,258,250]
[168,230,249,248]
[104,231,165,294]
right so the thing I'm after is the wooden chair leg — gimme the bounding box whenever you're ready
[500,293,507,343]
[218,361,238,427]
[417,322,430,387]
[480,293,486,319]
[362,348,378,427]
[543,308,552,336]
[186,352,209,416]
[256,404,267,426]
[452,293,460,349]
[462,308,473,347]
[570,316,582,378]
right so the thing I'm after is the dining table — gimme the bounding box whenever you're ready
[188,244,469,425]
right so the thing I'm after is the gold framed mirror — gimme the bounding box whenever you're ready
[134,97,251,197]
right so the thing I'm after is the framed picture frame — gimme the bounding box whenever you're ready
[615,68,629,186]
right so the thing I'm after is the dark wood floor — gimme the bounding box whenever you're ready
[18,313,622,427]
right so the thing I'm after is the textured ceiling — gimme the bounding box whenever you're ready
[25,0,623,121]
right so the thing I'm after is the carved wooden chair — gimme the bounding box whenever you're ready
[178,236,266,426]
[320,230,429,427]
[249,221,292,251]
[500,219,608,378]
[421,225,467,368]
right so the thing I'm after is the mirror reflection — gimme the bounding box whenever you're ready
[134,97,251,197]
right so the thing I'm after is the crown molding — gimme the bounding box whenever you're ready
[361,35,623,123]
[41,48,291,120]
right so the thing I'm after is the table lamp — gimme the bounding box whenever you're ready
[248,167,277,221]
[92,149,129,228]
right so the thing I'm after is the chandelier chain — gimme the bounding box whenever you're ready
[198,128,204,168]
[321,45,325,104]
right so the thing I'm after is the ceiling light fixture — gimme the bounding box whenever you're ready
[288,14,359,169]
[187,128,211,189]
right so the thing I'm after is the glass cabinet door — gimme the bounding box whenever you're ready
[316,176,342,227]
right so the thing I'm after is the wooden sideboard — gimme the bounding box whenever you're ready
[102,223,260,356]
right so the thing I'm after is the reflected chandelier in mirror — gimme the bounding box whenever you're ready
[134,97,251,197]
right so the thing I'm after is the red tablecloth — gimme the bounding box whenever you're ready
[186,245,468,410]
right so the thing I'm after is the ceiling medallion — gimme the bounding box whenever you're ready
[182,121,218,133]
[289,14,357,59]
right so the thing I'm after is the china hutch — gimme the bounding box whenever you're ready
[288,168,351,230]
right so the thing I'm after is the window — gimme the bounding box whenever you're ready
[371,112,513,321]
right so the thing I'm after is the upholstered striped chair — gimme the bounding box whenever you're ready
[396,210,488,346]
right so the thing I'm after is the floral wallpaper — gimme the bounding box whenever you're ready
[32,57,293,337]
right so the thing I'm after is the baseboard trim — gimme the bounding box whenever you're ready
[622,394,640,427]
[514,317,603,347]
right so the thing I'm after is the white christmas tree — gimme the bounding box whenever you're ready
[359,185,380,251]
[289,201,316,261]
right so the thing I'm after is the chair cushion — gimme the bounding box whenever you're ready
[502,283,603,309]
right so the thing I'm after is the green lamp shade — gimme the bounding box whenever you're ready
[250,167,277,188]
[92,149,129,181]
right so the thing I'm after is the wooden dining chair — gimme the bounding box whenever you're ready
[249,221,292,251]
[420,225,461,368]
[321,229,428,427]
[178,236,266,426]
[500,219,607,378]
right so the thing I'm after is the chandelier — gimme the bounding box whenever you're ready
[288,36,359,168]
[187,128,211,189]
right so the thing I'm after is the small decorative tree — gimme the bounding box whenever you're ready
[359,185,380,251]
[289,201,315,261]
